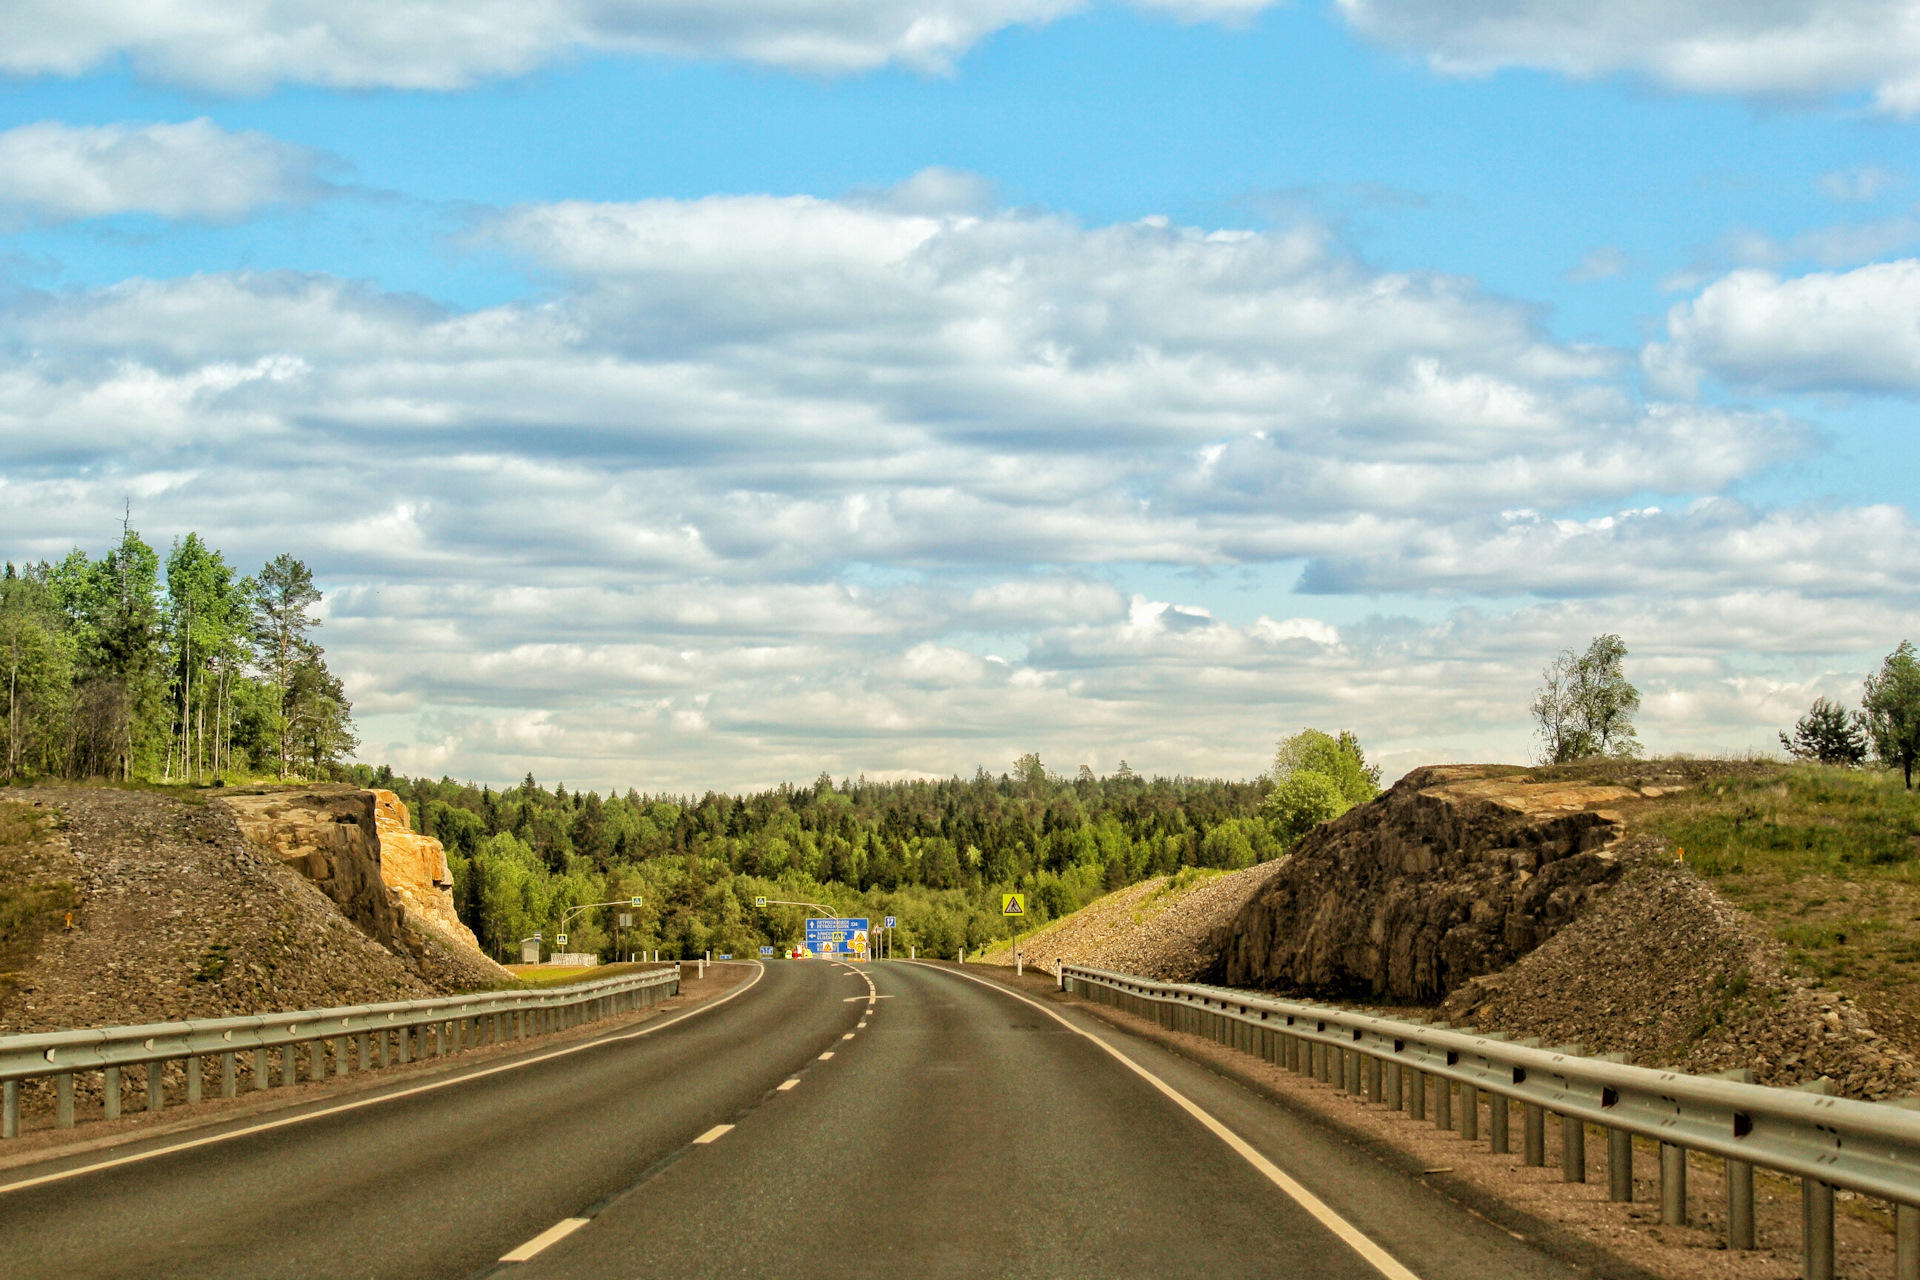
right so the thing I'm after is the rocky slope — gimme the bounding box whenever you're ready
[1436,853,1920,1098]
[218,785,500,971]
[1210,764,1686,1001]
[0,785,502,1035]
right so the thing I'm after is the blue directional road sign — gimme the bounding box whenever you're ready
[759,946,775,956]
[803,917,871,957]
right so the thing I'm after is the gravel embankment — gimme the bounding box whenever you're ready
[982,860,1289,981]
[1437,843,1920,1099]
[1,786,497,1037]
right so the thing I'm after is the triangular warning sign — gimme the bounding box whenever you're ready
[1001,894,1025,915]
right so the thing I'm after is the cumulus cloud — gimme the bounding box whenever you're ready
[0,0,1277,90]
[0,119,326,225]
[0,182,1903,788]
[1339,0,1920,114]
[1648,260,1920,395]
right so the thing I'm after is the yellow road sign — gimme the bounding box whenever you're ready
[1001,893,1025,916]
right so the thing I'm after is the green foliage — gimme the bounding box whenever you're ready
[1532,633,1640,763]
[1780,696,1870,767]
[1864,641,1920,789]
[1265,769,1348,842]
[1262,728,1379,842]
[387,763,1277,962]
[2,531,354,782]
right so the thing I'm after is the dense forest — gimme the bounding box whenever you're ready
[352,756,1282,963]
[2,527,355,782]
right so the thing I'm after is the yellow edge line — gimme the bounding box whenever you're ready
[915,963,1421,1280]
[0,961,768,1197]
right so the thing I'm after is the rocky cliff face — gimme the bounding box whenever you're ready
[218,786,506,983]
[368,790,485,954]
[1210,765,1669,1002]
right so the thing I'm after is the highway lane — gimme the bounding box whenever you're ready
[0,958,1596,1280]
[510,961,1585,1280]
[0,959,857,1280]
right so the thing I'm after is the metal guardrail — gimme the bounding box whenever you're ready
[1,964,681,1140]
[1062,963,1920,1280]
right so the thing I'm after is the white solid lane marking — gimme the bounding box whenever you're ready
[778,1079,800,1091]
[500,1217,589,1262]
[692,1124,734,1144]
[917,964,1421,1280]
[0,962,770,1198]
[819,1051,834,1060]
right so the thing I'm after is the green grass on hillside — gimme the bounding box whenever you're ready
[1619,764,1920,1055]
[0,802,81,996]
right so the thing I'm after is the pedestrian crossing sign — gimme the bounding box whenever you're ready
[1001,893,1025,916]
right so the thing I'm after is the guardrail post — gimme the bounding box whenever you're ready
[335,1034,350,1076]
[1803,1178,1834,1280]
[308,1039,327,1082]
[1896,1202,1919,1280]
[1433,1075,1452,1130]
[1660,1143,1688,1225]
[1523,1104,1544,1166]
[147,1061,164,1111]
[253,1048,268,1090]
[222,1051,236,1099]
[357,1032,369,1072]
[1608,1128,1631,1201]
[1561,1115,1584,1182]
[1387,1061,1402,1110]
[396,1025,411,1064]
[104,1065,121,1119]
[1726,1158,1754,1249]
[56,1072,73,1128]
[1460,1083,1477,1140]
[280,1044,296,1087]
[1489,1094,1509,1153]
[1345,1048,1360,1094]
[1367,1055,1383,1103]
[3,1080,17,1138]
[1409,1068,1426,1120]
[187,1055,202,1105]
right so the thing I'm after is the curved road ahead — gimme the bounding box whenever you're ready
[0,960,1585,1280]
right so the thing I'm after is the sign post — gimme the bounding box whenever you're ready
[1001,893,1026,976]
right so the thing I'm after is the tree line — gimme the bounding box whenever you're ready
[352,753,1305,963]
[2,526,356,781]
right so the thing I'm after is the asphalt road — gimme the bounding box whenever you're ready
[0,960,1590,1280]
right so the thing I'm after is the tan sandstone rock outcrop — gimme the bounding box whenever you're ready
[217,786,506,982]
[369,790,483,954]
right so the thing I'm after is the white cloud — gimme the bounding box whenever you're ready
[0,183,1907,789]
[1820,166,1903,202]
[1567,245,1630,282]
[0,119,324,225]
[0,0,1276,91]
[1339,1,1920,114]
[1648,260,1920,394]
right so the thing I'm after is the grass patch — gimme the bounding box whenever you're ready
[0,801,81,995]
[1618,763,1920,1056]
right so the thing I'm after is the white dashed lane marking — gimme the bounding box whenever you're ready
[778,1079,800,1091]
[500,1218,589,1263]
[692,1124,734,1144]
[819,1052,834,1060]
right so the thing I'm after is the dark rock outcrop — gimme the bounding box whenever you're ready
[1210,764,1662,1002]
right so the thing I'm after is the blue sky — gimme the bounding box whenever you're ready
[4,0,1919,790]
